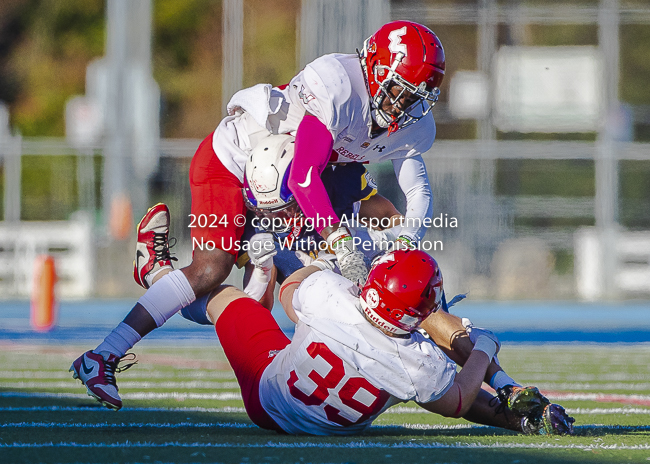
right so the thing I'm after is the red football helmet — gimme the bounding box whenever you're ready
[361,21,445,132]
[359,249,443,336]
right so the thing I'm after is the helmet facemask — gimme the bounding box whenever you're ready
[369,51,440,134]
[242,190,303,233]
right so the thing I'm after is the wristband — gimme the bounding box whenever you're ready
[489,371,521,390]
[326,227,354,257]
[395,235,415,250]
[472,335,497,360]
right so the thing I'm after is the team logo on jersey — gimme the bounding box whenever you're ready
[366,288,380,309]
[364,172,377,190]
[361,142,370,148]
[298,85,315,105]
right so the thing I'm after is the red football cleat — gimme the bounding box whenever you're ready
[133,203,177,289]
[70,351,136,410]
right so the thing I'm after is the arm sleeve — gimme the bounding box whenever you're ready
[392,155,433,243]
[288,114,339,233]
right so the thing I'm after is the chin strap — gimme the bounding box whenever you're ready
[387,119,400,136]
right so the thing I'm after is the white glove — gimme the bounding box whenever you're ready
[326,227,368,286]
[295,250,339,273]
[311,252,338,272]
[367,225,402,244]
[462,317,501,358]
[249,233,277,271]
[244,233,277,300]
[294,250,314,267]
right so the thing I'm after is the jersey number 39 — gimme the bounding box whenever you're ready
[288,342,390,426]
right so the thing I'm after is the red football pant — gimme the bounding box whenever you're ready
[215,297,291,431]
[189,133,246,255]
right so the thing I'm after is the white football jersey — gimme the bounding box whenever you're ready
[214,53,435,241]
[282,53,437,165]
[215,53,436,180]
[258,271,456,435]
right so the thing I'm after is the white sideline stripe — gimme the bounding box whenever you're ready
[3,405,647,416]
[0,406,247,413]
[1,422,253,429]
[548,392,650,401]
[6,391,650,406]
[524,374,650,382]
[385,406,650,415]
[568,408,650,414]
[0,422,474,431]
[0,381,240,389]
[2,441,650,450]
[537,382,650,391]
[0,391,242,400]
[5,379,650,391]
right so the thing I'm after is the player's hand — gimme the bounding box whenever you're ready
[294,250,314,267]
[326,227,368,286]
[367,225,402,244]
[462,317,501,356]
[249,233,277,272]
[311,252,338,272]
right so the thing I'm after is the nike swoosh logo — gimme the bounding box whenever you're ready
[136,250,145,267]
[297,167,313,188]
[82,357,95,376]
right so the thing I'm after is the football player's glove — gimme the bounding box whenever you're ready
[244,233,277,300]
[326,226,368,286]
[520,403,575,436]
[367,225,401,245]
[249,233,277,270]
[497,385,550,418]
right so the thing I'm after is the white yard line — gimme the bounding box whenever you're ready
[0,381,240,389]
[1,440,650,450]
[0,391,242,400]
[0,406,246,413]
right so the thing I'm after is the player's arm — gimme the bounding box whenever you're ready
[417,333,499,418]
[391,155,433,243]
[242,261,277,311]
[279,254,338,322]
[288,113,338,236]
[278,265,321,323]
[420,309,503,385]
[358,194,403,230]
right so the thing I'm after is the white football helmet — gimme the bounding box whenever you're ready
[243,134,302,231]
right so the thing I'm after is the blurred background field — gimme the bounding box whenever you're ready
[2,0,650,305]
[0,1,649,320]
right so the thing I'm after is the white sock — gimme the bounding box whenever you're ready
[138,269,196,327]
[94,322,142,359]
[489,371,522,390]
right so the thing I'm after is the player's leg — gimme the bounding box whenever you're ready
[207,286,290,431]
[71,133,245,409]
